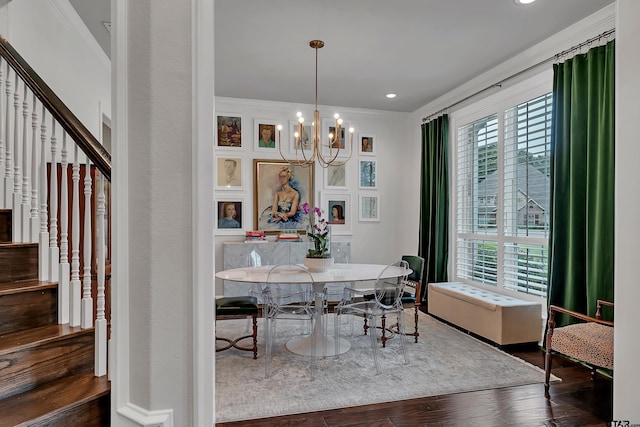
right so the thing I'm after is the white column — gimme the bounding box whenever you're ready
[0,59,5,209]
[11,71,21,241]
[20,82,30,243]
[29,93,39,243]
[95,172,107,376]
[38,105,49,281]
[48,119,59,282]
[4,63,13,211]
[58,132,70,324]
[70,144,81,327]
[81,158,93,329]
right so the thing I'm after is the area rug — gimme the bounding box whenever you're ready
[215,310,555,423]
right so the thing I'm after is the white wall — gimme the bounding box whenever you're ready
[213,97,416,294]
[0,0,110,139]
[614,0,640,422]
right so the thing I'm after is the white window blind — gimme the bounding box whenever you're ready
[454,90,552,297]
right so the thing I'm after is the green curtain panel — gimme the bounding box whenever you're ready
[419,115,449,303]
[547,40,615,326]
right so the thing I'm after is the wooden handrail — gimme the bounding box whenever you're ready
[0,35,111,180]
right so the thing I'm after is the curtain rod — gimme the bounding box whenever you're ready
[421,28,615,123]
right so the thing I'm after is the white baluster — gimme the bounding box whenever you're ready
[21,81,30,242]
[70,144,81,326]
[0,59,5,208]
[95,172,107,376]
[4,63,13,210]
[48,119,59,282]
[12,71,22,241]
[30,93,39,243]
[81,159,93,328]
[58,131,69,324]
[38,106,49,281]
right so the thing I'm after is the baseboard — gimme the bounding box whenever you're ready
[116,402,173,427]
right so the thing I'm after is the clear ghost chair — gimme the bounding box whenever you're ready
[245,250,271,332]
[334,260,410,374]
[263,264,317,380]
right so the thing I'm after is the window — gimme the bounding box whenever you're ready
[454,84,551,298]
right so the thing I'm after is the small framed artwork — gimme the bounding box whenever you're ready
[324,163,347,189]
[216,114,243,149]
[322,118,352,157]
[359,159,377,189]
[254,159,315,233]
[254,119,279,152]
[359,194,380,222]
[359,133,376,156]
[215,198,245,234]
[289,120,314,156]
[321,192,352,235]
[216,157,243,189]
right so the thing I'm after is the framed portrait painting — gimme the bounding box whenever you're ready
[215,198,244,235]
[359,194,380,222]
[359,133,376,156]
[322,118,352,157]
[359,159,377,189]
[321,192,352,235]
[216,113,243,149]
[254,119,279,152]
[324,163,347,189]
[289,120,314,156]
[254,159,314,233]
[216,157,243,190]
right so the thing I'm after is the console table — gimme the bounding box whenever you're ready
[221,241,351,297]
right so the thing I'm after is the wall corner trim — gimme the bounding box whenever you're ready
[117,403,174,427]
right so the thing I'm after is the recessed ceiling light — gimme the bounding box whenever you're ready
[514,0,536,4]
[386,93,397,99]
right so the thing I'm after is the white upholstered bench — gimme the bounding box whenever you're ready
[427,282,542,345]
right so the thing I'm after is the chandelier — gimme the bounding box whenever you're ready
[277,40,354,168]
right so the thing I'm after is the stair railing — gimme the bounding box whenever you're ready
[0,35,111,377]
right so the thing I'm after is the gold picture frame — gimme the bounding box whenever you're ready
[254,159,314,233]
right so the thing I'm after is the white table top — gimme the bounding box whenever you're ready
[215,263,409,284]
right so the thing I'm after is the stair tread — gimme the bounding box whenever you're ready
[0,279,57,296]
[0,324,92,355]
[0,371,110,427]
[0,242,38,248]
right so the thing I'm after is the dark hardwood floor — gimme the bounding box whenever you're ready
[216,309,612,427]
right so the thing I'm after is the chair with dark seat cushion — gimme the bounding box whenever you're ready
[215,295,259,359]
[544,299,614,397]
[397,255,425,343]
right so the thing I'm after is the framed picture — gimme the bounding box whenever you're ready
[359,194,380,222]
[254,119,279,152]
[321,192,352,235]
[254,159,315,233]
[359,133,376,156]
[216,114,243,149]
[324,163,347,189]
[322,118,352,157]
[359,159,377,189]
[215,198,245,235]
[289,120,314,156]
[216,157,243,189]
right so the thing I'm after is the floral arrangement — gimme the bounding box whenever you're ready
[300,202,331,258]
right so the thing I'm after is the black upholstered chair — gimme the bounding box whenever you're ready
[397,255,425,343]
[215,296,259,359]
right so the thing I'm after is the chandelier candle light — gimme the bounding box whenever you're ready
[277,40,355,168]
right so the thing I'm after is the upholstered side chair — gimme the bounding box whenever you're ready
[544,299,614,397]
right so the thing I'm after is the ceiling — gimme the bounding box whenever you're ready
[71,0,614,113]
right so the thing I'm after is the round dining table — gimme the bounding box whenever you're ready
[215,263,410,356]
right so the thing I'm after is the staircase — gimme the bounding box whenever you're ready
[0,214,109,426]
[0,37,111,425]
